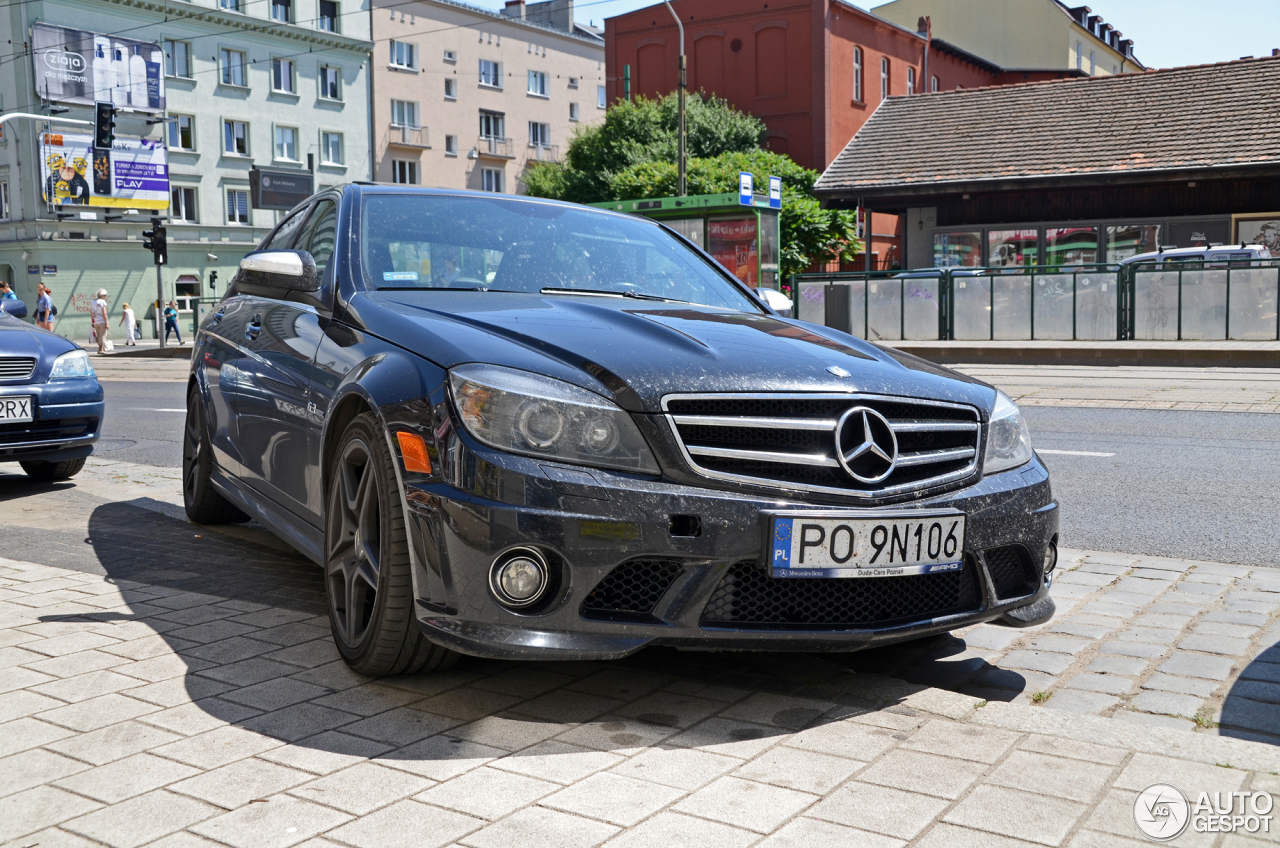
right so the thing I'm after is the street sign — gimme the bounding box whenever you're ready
[250,167,314,211]
[768,176,782,209]
[738,172,754,206]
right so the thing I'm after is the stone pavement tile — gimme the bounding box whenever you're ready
[614,691,726,729]
[411,686,524,721]
[854,748,986,799]
[0,747,91,796]
[374,734,504,782]
[64,789,221,848]
[1116,627,1182,644]
[757,817,905,848]
[1055,571,1117,587]
[1085,788,1214,847]
[1231,680,1280,703]
[166,621,260,645]
[468,668,575,699]
[1203,610,1270,627]
[121,676,235,710]
[196,658,301,687]
[1133,614,1195,630]
[1085,656,1148,676]
[1216,697,1280,735]
[1063,673,1133,696]
[901,719,1019,764]
[262,639,340,670]
[1128,690,1204,717]
[288,761,433,815]
[1158,653,1236,681]
[506,689,623,724]
[1098,640,1168,659]
[1147,601,1204,616]
[554,716,681,756]
[147,592,226,611]
[918,823,1050,848]
[312,682,422,716]
[53,752,200,803]
[660,717,783,759]
[219,678,331,712]
[288,661,370,693]
[141,699,261,736]
[1114,753,1247,792]
[191,794,354,848]
[1194,622,1258,639]
[543,772,685,827]
[963,626,1023,651]
[0,716,74,757]
[0,826,106,848]
[1142,674,1220,698]
[673,774,817,833]
[377,668,483,699]
[609,745,740,791]
[152,724,285,769]
[0,688,69,723]
[1113,577,1173,595]
[459,806,616,848]
[153,605,239,627]
[1049,621,1113,640]
[1178,635,1252,656]
[604,811,759,848]
[1103,592,1163,607]
[1240,662,1280,684]
[144,833,232,848]
[251,621,330,647]
[1112,710,1196,731]
[1078,602,1142,619]
[0,786,102,843]
[259,730,391,776]
[225,608,314,629]
[987,750,1115,803]
[32,669,149,703]
[346,707,462,747]
[240,701,358,742]
[944,784,1086,845]
[1044,690,1121,714]
[807,781,948,840]
[719,692,836,730]
[784,717,901,762]
[443,713,565,752]
[564,668,670,701]
[24,648,130,677]
[1017,734,1128,765]
[18,632,122,658]
[731,743,864,795]
[1068,831,1151,848]
[490,740,626,785]
[38,693,159,731]
[171,757,315,808]
[182,636,279,665]
[971,665,1058,692]
[45,719,183,766]
[118,653,215,684]
[413,766,555,819]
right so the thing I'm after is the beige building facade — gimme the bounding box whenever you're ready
[371,0,605,194]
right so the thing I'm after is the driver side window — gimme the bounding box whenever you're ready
[294,200,338,278]
[263,206,311,251]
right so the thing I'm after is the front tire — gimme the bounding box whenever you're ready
[20,458,85,480]
[325,412,455,677]
[183,386,250,524]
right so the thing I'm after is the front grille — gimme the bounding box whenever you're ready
[664,393,981,498]
[984,545,1039,600]
[0,417,96,446]
[700,557,980,629]
[581,559,684,622]
[0,357,36,380]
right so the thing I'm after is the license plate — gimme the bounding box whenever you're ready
[767,511,966,578]
[0,396,33,423]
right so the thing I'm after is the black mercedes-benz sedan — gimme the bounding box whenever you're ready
[185,185,1058,676]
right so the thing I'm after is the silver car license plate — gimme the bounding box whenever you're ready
[767,511,965,578]
[0,396,33,424]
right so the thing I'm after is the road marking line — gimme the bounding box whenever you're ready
[138,408,187,412]
[1038,449,1116,457]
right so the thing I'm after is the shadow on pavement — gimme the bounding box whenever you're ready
[1219,642,1280,745]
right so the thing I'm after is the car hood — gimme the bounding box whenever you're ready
[357,291,993,413]
[0,314,78,362]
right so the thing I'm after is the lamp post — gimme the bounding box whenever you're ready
[662,0,687,196]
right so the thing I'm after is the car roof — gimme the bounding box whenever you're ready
[1121,244,1268,264]
[344,183,649,225]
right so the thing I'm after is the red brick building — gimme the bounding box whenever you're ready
[605,0,1080,269]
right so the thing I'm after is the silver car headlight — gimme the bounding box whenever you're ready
[983,390,1032,474]
[449,364,659,474]
[48,349,96,381]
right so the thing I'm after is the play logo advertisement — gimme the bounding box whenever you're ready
[32,22,165,111]
[40,131,169,210]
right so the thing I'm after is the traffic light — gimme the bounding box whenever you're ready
[208,270,218,292]
[93,101,116,150]
[142,217,167,265]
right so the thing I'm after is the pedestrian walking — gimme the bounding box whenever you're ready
[118,302,137,345]
[90,289,111,354]
[163,300,183,345]
[35,284,54,330]
[0,280,16,300]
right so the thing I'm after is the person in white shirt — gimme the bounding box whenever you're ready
[89,289,110,354]
[118,302,137,345]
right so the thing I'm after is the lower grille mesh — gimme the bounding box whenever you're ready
[581,559,683,622]
[0,417,96,446]
[701,557,980,629]
[984,545,1039,600]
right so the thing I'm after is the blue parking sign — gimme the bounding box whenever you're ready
[768,176,782,209]
[738,172,753,206]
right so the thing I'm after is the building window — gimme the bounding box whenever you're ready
[482,168,504,193]
[1076,41,1083,70]
[931,74,938,92]
[169,114,195,150]
[907,67,915,95]
[444,77,457,99]
[223,119,248,155]
[321,131,343,165]
[270,0,290,22]
[164,39,192,78]
[568,76,579,88]
[318,0,339,32]
[853,46,863,101]
[391,99,418,127]
[445,135,457,155]
[220,49,246,87]
[479,59,502,88]
[274,126,298,161]
[1089,50,1096,75]
[226,189,250,224]
[444,50,457,63]
[0,182,9,221]
[390,40,417,70]
[171,186,197,222]
[527,70,548,96]
[319,65,341,100]
[569,102,579,122]
[479,111,504,139]
[597,85,606,108]
[392,160,418,184]
[880,57,889,100]
[219,0,240,10]
[528,121,551,147]
[272,58,295,93]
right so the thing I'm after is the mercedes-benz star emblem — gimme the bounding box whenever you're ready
[827,365,851,378]
[835,406,898,483]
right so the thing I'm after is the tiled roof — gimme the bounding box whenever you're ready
[815,56,1280,196]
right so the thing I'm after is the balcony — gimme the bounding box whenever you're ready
[528,144,560,163]
[387,124,430,149]
[476,136,514,159]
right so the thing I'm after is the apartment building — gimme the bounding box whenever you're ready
[371,0,605,194]
[0,0,373,338]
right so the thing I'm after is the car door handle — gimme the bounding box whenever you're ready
[245,315,261,341]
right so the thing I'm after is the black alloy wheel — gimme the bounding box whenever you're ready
[183,386,249,524]
[324,412,455,676]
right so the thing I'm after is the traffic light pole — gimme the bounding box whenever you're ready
[662,0,687,197]
[155,258,165,349]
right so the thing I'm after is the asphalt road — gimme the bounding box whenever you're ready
[98,380,187,467]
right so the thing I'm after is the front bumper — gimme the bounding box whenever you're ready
[402,439,1058,661]
[0,380,103,463]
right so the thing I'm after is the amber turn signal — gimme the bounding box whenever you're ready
[395,431,432,474]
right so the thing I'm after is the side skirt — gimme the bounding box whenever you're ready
[210,467,324,565]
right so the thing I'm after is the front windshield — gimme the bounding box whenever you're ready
[359,193,758,312]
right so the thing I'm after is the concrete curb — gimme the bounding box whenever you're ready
[889,343,1280,369]
[91,345,193,359]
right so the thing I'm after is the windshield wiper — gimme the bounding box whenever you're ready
[375,286,522,292]
[540,287,690,304]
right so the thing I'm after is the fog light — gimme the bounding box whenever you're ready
[1044,541,1058,586]
[490,549,548,609]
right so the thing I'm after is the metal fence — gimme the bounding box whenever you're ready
[791,260,1280,342]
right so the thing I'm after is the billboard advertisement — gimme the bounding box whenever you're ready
[32,22,165,111]
[708,217,759,288]
[41,132,169,209]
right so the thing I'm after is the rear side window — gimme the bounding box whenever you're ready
[294,200,339,277]
[262,206,310,250]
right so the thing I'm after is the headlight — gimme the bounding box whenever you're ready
[449,364,659,474]
[48,350,95,381]
[983,390,1032,474]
